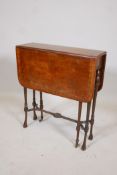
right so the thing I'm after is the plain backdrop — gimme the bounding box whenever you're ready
[0,0,117,175]
[0,0,117,70]
[0,0,117,94]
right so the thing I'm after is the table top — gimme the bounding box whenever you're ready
[16,43,106,102]
[16,43,106,58]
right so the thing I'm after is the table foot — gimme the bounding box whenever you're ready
[23,122,28,128]
[39,118,43,122]
[33,113,37,120]
[81,144,86,151]
[88,134,93,140]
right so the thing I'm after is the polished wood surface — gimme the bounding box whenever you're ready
[17,43,106,58]
[16,43,106,102]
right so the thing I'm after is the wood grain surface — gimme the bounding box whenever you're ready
[16,43,106,102]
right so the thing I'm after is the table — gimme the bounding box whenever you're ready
[16,43,106,150]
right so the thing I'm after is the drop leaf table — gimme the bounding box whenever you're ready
[16,43,106,150]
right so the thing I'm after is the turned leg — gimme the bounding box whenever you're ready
[81,102,91,151]
[89,70,100,140]
[75,102,82,147]
[88,88,97,140]
[39,91,43,121]
[32,90,37,120]
[23,87,28,128]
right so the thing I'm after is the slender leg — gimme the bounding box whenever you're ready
[81,102,91,151]
[89,70,100,140]
[75,102,82,148]
[39,91,43,121]
[32,90,37,120]
[88,89,97,140]
[23,87,28,128]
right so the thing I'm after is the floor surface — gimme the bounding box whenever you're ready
[0,71,117,175]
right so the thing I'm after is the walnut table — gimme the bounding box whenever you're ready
[16,43,106,150]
